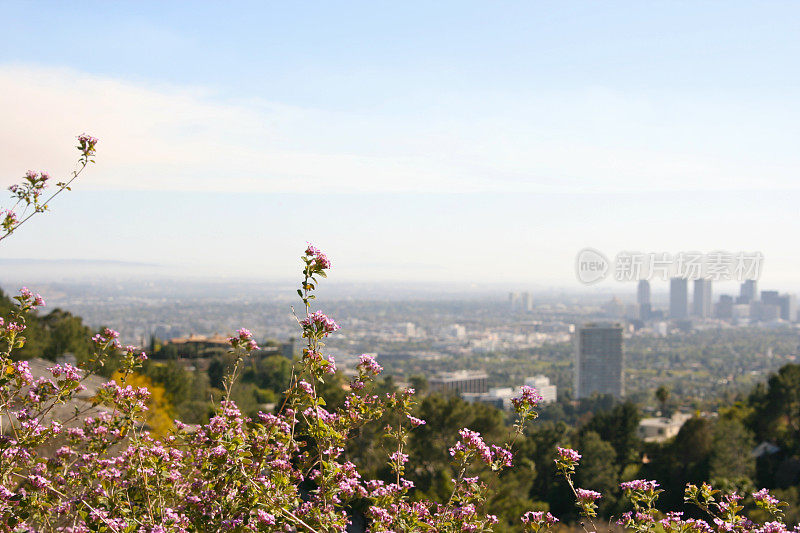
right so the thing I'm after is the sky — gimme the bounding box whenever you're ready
[1,1,800,290]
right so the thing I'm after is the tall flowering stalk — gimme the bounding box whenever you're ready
[1,134,97,243]
[554,445,602,528]
[290,245,342,523]
[224,328,260,400]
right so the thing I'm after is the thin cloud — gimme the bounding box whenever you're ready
[0,64,798,195]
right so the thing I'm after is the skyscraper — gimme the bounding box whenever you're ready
[760,290,780,307]
[522,292,533,312]
[716,295,734,319]
[761,291,796,322]
[637,280,651,305]
[637,280,651,320]
[574,323,624,399]
[779,294,797,322]
[670,278,689,319]
[738,280,758,304]
[693,279,712,318]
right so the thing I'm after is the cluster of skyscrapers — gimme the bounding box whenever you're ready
[660,278,796,323]
[508,291,534,312]
[573,277,797,401]
[664,278,714,320]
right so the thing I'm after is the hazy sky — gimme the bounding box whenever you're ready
[2,2,799,289]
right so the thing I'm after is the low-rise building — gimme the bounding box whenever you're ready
[463,376,557,410]
[463,387,515,409]
[430,370,488,394]
[638,413,692,442]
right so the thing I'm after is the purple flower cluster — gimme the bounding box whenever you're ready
[358,353,383,375]
[449,428,513,470]
[298,380,314,394]
[19,286,45,309]
[14,360,33,383]
[125,344,148,362]
[1,209,18,229]
[49,362,82,381]
[92,327,122,350]
[326,354,337,373]
[228,327,259,351]
[620,479,660,492]
[555,446,581,465]
[406,414,426,427]
[389,451,409,464]
[753,488,780,507]
[97,380,151,415]
[0,317,25,333]
[4,171,50,230]
[576,488,602,503]
[450,428,493,464]
[77,133,99,156]
[491,444,513,467]
[511,385,542,410]
[300,310,340,337]
[757,522,790,533]
[521,510,559,526]
[305,243,332,269]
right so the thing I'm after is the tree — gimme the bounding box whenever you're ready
[749,364,800,453]
[207,356,227,390]
[144,359,193,405]
[710,418,755,485]
[523,421,573,519]
[673,416,714,483]
[575,430,620,516]
[242,354,292,392]
[409,374,429,395]
[655,385,671,417]
[581,401,641,467]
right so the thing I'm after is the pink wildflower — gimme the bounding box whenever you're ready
[358,354,383,375]
[512,385,542,410]
[576,488,602,503]
[300,310,340,337]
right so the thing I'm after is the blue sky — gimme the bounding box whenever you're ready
[2,2,800,288]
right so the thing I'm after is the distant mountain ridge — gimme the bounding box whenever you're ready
[0,258,159,267]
